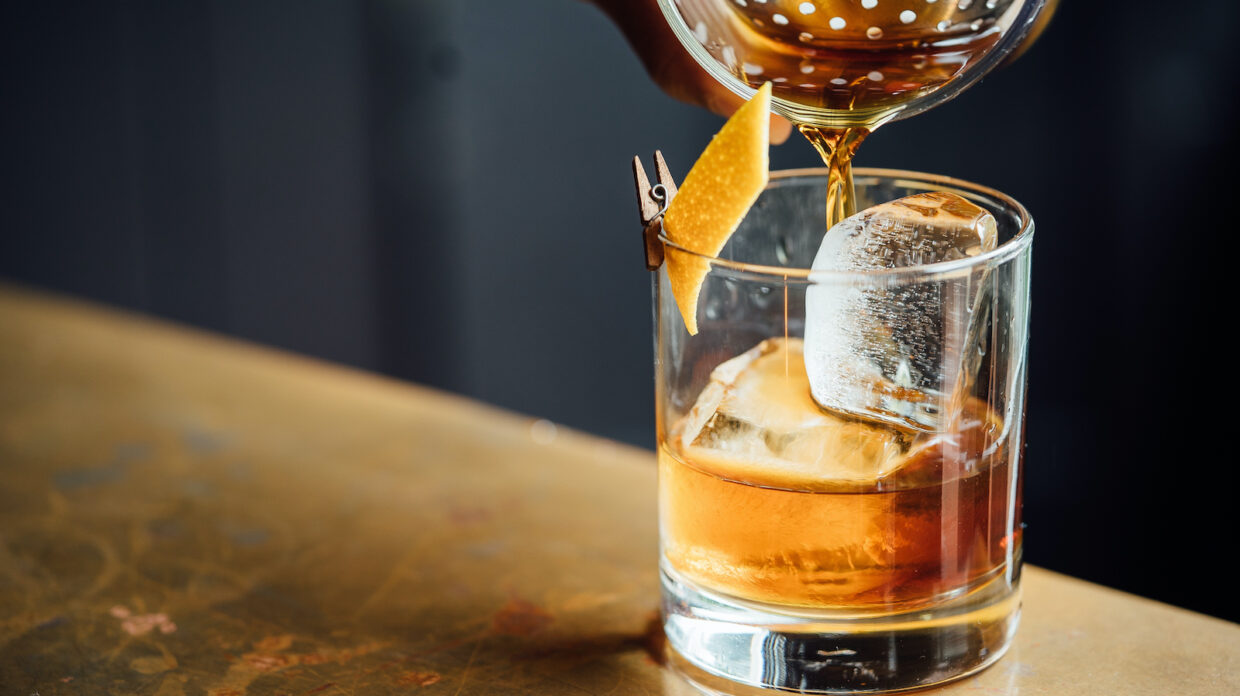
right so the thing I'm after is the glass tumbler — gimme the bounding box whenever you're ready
[655,168,1032,693]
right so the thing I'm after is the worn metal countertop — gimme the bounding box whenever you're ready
[1,284,1235,695]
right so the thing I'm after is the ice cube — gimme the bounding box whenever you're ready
[804,192,997,432]
[678,338,910,489]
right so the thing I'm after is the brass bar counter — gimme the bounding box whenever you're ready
[1,284,1235,695]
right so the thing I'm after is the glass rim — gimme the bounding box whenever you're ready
[657,167,1034,281]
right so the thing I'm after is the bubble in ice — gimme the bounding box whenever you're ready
[804,192,997,432]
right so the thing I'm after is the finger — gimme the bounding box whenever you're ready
[700,80,793,145]
[597,1,791,143]
[769,114,793,145]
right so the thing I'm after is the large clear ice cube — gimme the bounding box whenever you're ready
[678,338,911,489]
[804,192,997,432]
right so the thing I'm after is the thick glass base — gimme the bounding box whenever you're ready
[661,565,1020,694]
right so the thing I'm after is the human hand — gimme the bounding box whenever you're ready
[591,0,793,144]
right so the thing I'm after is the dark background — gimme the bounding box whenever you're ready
[3,2,1237,622]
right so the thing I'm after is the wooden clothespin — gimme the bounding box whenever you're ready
[631,151,678,271]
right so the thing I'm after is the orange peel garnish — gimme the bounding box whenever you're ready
[663,82,771,335]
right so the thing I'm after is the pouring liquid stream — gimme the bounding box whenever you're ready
[799,125,872,227]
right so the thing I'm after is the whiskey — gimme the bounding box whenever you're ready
[658,338,1019,610]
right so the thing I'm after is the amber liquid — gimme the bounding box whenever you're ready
[659,342,1020,610]
[672,0,1011,224]
[800,125,869,226]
